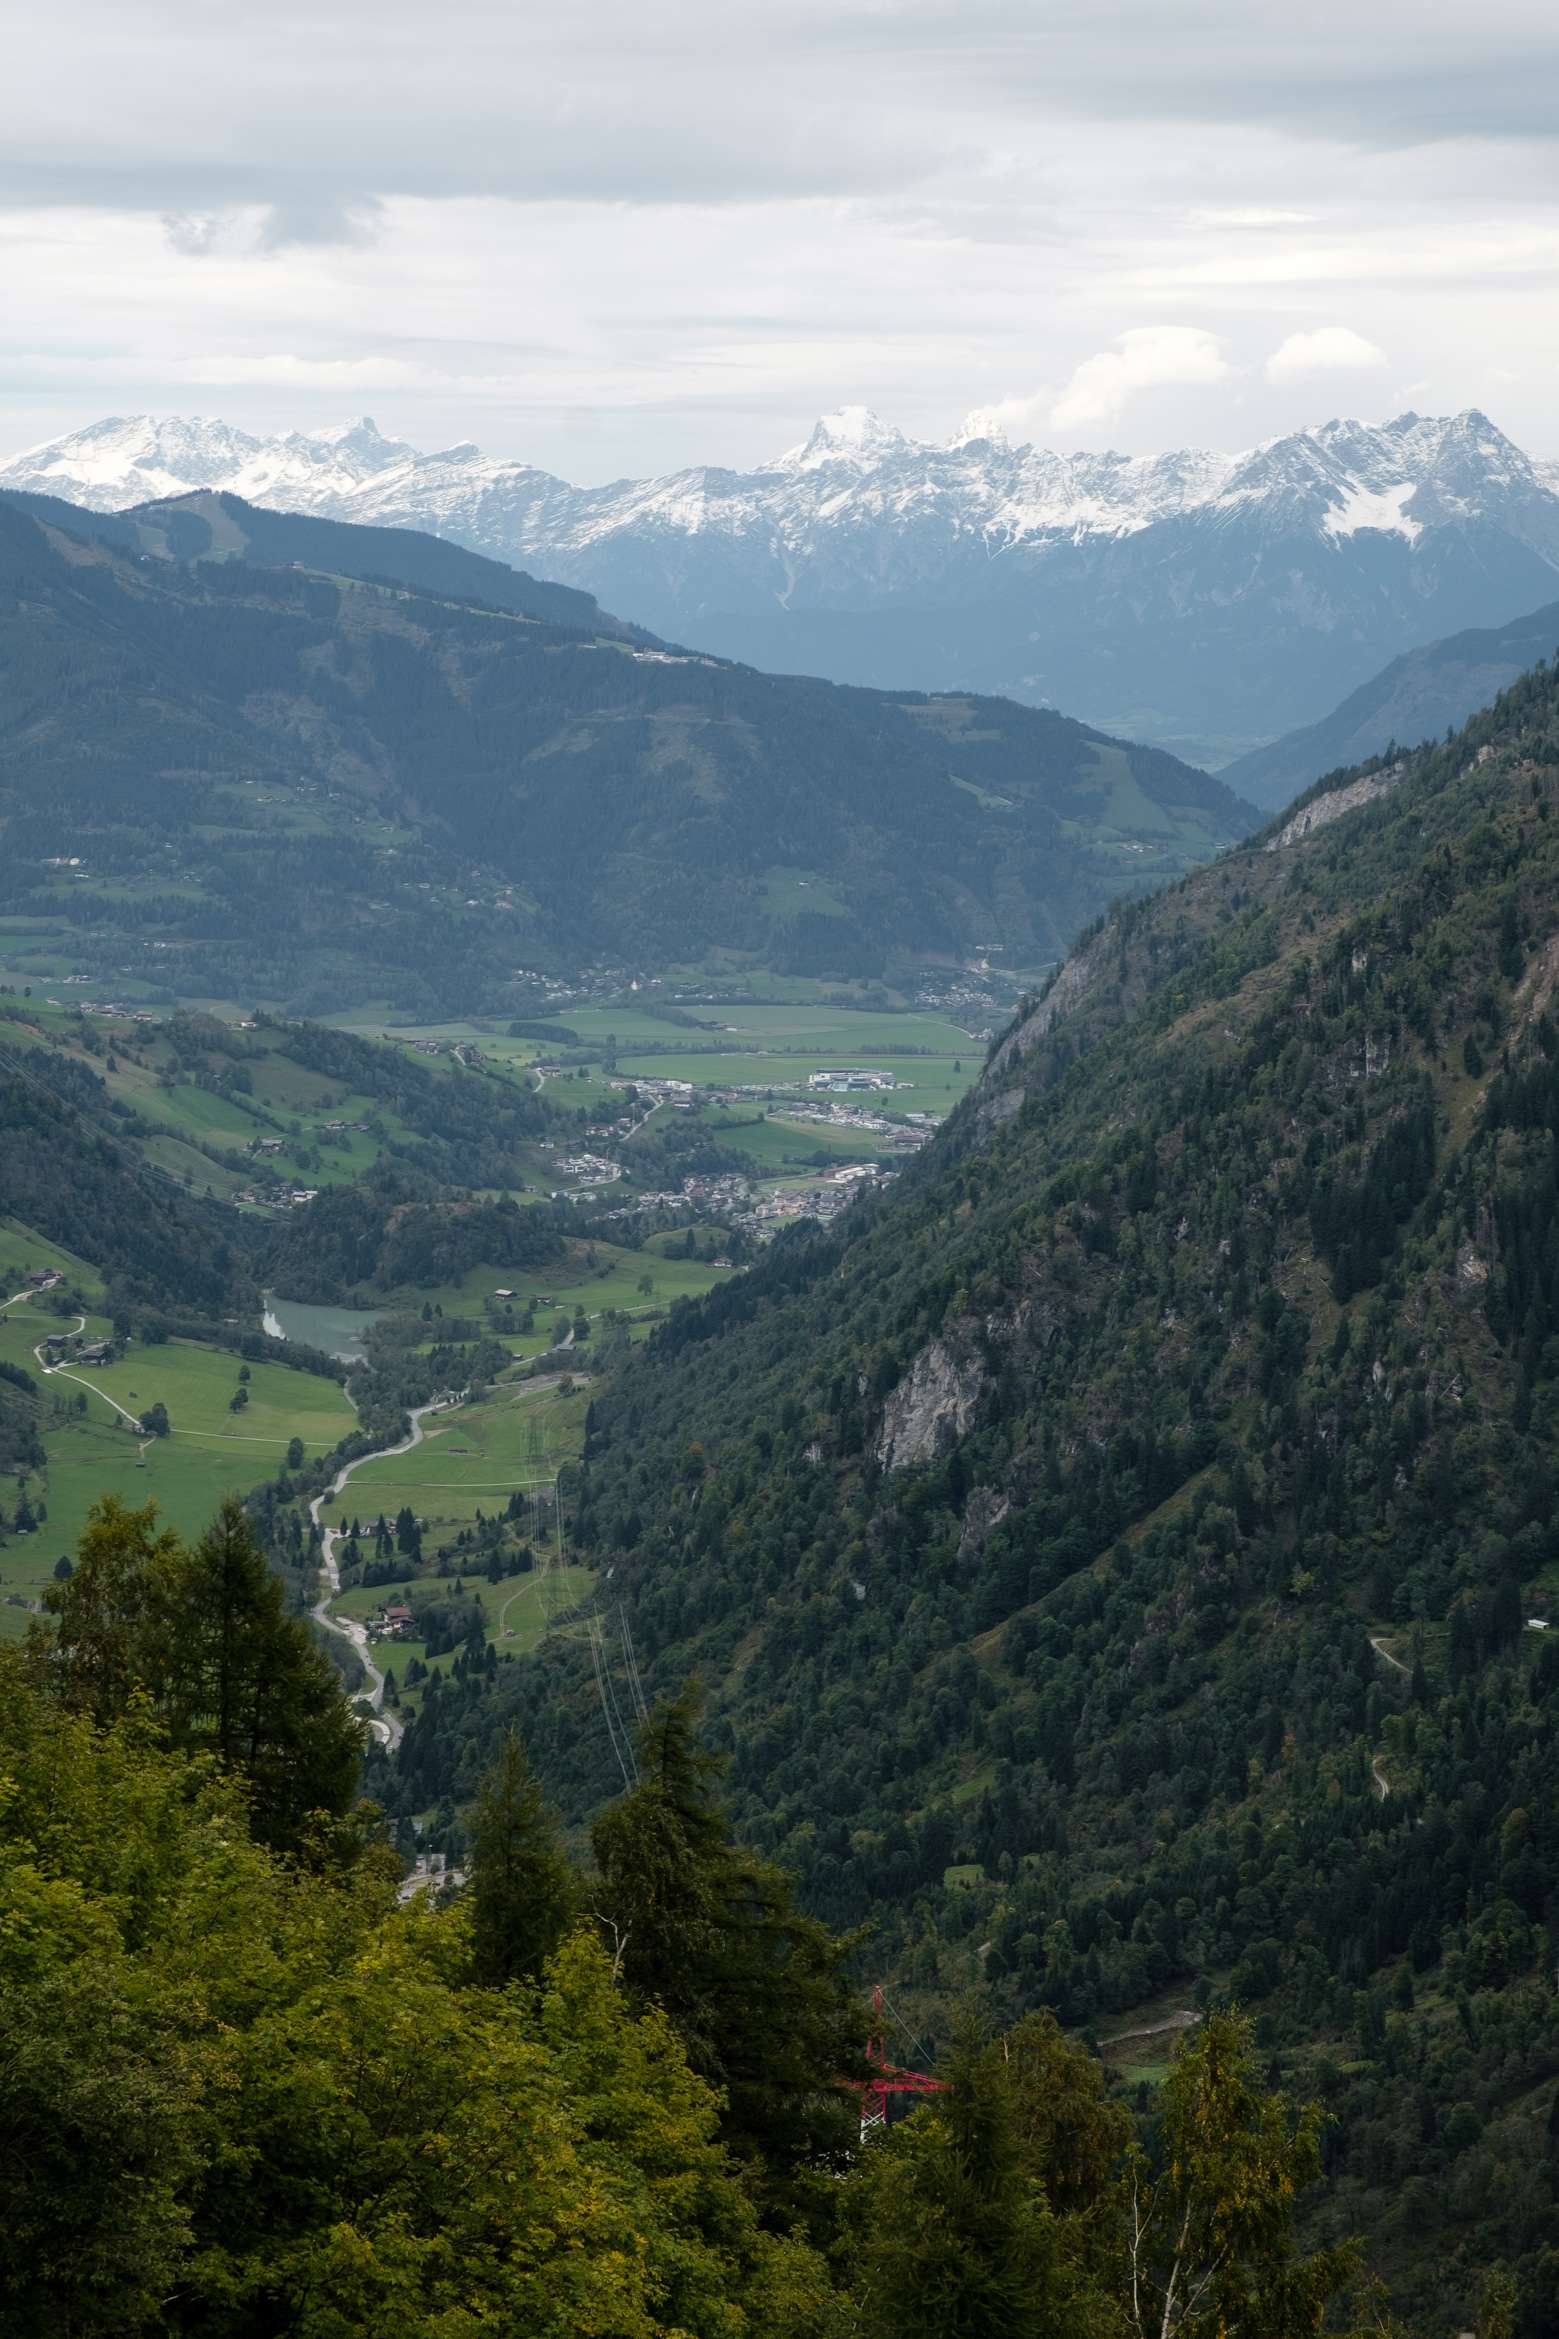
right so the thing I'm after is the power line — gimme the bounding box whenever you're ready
[619,1610,649,1724]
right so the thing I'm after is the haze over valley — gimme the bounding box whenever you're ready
[8,5,1559,2334]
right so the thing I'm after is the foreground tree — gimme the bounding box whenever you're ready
[591,1682,865,2221]
[843,2025,1092,2339]
[1122,2012,1361,2339]
[467,1727,576,1985]
[41,1493,361,1852]
[43,1494,180,1725]
[0,1651,845,2338]
[155,1496,363,1851]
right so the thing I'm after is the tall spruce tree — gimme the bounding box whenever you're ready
[467,1729,576,1986]
[156,1496,362,1852]
[844,2026,1080,2339]
[42,1493,361,1854]
[590,1682,864,2221]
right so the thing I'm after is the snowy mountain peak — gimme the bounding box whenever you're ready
[6,401,1559,775]
[4,412,269,507]
[285,415,414,468]
[948,408,1013,451]
[776,406,915,472]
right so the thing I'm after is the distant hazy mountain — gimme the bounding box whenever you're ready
[1221,596,1559,809]
[0,493,1254,1013]
[8,407,1559,764]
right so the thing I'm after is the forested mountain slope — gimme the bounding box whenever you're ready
[0,484,626,635]
[0,498,1252,1009]
[0,996,558,1320]
[406,668,1559,2329]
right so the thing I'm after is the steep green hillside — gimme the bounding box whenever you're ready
[0,498,1254,1011]
[398,670,1559,2329]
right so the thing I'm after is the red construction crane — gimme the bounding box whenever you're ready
[858,1985,945,2140]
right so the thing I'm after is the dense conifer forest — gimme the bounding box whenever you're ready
[389,667,1559,2331]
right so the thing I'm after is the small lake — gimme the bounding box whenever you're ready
[261,1294,386,1363]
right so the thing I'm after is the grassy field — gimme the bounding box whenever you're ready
[0,1302,354,1634]
[341,1001,990,1128]
[605,1049,975,1108]
[0,1218,103,1302]
[321,1379,589,1534]
[358,1238,734,1358]
[319,1375,596,1713]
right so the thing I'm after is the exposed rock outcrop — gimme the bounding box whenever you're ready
[876,1335,986,1472]
[1265,763,1404,851]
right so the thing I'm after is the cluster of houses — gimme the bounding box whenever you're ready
[41,1327,115,1367]
[806,1067,900,1094]
[746,1161,895,1234]
[553,1151,621,1185]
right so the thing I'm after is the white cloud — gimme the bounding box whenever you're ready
[1266,325,1389,380]
[1050,327,1231,430]
[5,3,1559,471]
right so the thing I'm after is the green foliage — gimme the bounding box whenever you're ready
[844,2024,1076,2339]
[1123,2012,1356,2339]
[0,1647,846,2336]
[468,1728,576,1985]
[44,1493,362,1849]
[591,1683,866,2222]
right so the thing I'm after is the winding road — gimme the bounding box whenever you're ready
[308,1399,455,1751]
[1368,1637,1408,1800]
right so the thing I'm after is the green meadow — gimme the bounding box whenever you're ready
[360,1237,734,1350]
[0,1300,354,1634]
[320,1378,596,1710]
[320,1380,589,1535]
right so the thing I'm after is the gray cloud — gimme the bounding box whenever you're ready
[4,0,1559,476]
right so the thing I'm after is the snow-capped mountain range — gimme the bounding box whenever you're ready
[9,406,1559,762]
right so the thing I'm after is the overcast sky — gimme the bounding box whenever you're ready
[7,0,1559,480]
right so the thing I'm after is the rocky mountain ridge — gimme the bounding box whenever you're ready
[9,406,1559,766]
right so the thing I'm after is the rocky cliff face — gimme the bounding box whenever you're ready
[877,1335,988,1472]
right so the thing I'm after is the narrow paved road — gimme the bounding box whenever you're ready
[1370,1633,1410,1678]
[308,1400,454,1751]
[1371,1753,1392,1801]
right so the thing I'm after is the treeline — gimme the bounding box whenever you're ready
[3,1497,1438,2335]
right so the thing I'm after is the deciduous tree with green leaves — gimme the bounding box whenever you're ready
[1121,2011,1359,2339]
